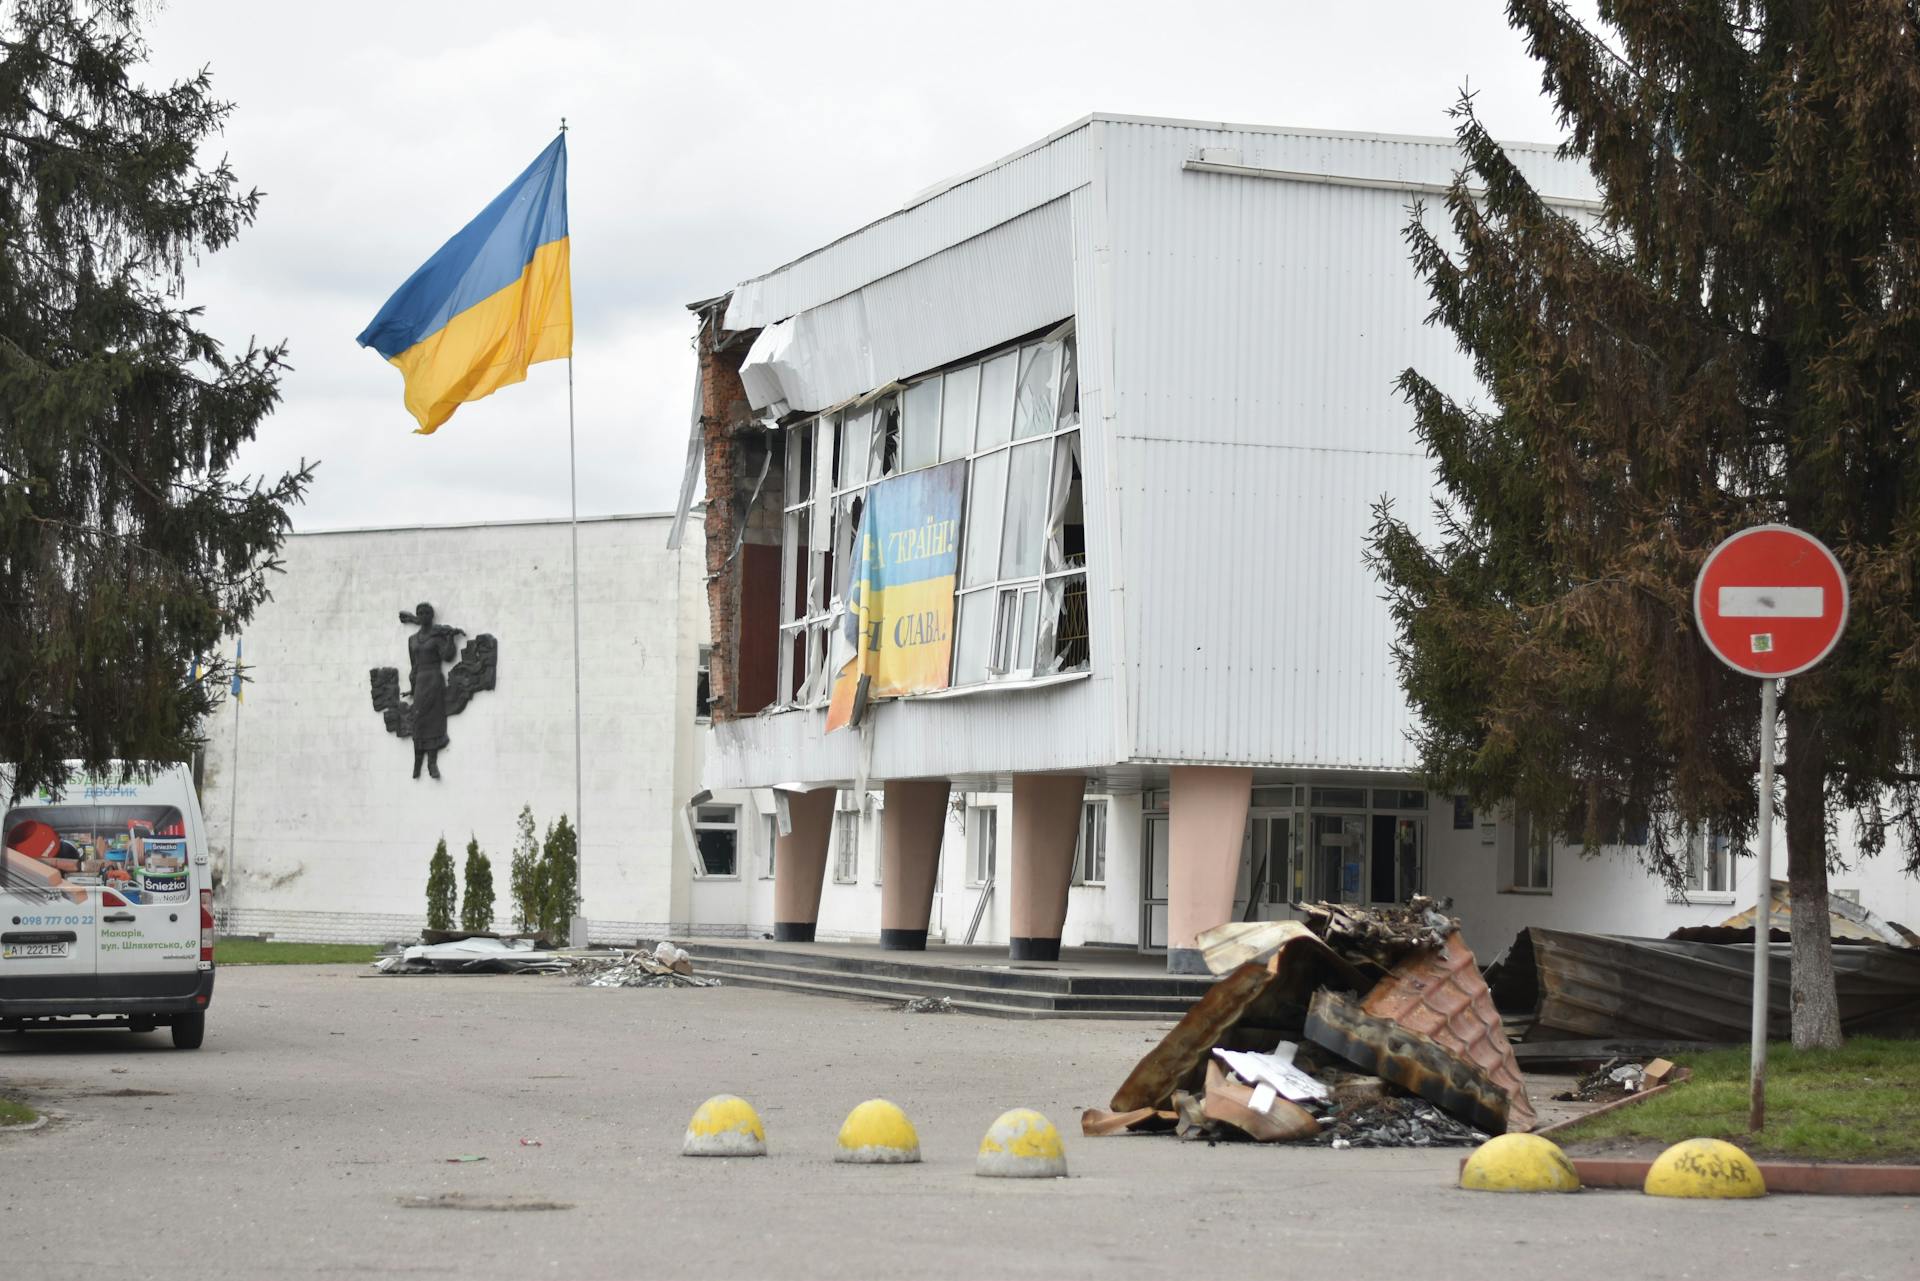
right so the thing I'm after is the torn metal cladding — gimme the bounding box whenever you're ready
[1304,989,1513,1136]
[1500,927,1920,1042]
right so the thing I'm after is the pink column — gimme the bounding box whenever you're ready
[1008,773,1087,961]
[879,779,951,950]
[772,787,837,942]
[1167,765,1252,974]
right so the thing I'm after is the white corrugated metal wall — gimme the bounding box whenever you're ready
[1097,118,1594,768]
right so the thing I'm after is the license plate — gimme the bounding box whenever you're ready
[2,942,70,959]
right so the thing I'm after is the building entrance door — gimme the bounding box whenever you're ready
[1140,810,1169,951]
[1310,812,1368,906]
[1233,811,1296,921]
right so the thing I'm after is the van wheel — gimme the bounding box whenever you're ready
[170,1014,205,1050]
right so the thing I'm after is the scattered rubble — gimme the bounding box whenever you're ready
[900,996,955,1014]
[373,936,720,988]
[575,944,721,989]
[1089,902,1533,1149]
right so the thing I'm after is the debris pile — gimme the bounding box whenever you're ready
[1083,903,1533,1149]
[575,943,721,989]
[372,936,720,988]
[900,996,955,1014]
[374,936,571,975]
[1550,1055,1687,1103]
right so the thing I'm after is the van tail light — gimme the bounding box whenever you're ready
[200,888,214,965]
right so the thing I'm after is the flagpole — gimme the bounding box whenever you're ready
[567,352,586,947]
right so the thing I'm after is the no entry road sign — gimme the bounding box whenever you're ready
[1693,524,1849,678]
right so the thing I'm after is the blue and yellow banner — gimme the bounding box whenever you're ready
[356,135,572,434]
[826,462,966,731]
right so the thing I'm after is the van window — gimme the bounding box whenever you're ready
[3,805,190,904]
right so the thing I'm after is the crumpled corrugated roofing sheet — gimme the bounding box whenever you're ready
[1358,929,1537,1132]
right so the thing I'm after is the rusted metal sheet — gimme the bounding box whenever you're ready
[1674,880,1920,948]
[1079,1106,1176,1136]
[1358,929,1536,1132]
[1110,930,1369,1112]
[1303,989,1511,1135]
[1523,928,1920,1041]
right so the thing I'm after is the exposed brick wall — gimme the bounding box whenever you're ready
[697,312,753,721]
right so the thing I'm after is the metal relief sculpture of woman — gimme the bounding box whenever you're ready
[368,603,498,779]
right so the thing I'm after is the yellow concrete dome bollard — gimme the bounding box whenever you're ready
[682,1094,767,1157]
[976,1108,1068,1178]
[1643,1138,1767,1199]
[835,1099,921,1164]
[1459,1133,1582,1193]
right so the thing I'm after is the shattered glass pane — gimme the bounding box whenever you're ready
[869,397,899,481]
[838,408,870,489]
[1013,342,1061,439]
[1057,335,1078,428]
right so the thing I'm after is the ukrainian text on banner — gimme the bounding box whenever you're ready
[826,461,965,732]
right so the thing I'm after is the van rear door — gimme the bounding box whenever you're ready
[92,802,199,986]
[2,806,101,988]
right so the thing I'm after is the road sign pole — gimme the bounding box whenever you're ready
[1750,676,1776,1131]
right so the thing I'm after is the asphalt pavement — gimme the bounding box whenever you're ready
[2,965,1913,1280]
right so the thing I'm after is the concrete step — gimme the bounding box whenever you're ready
[697,965,1186,1021]
[674,940,1209,999]
[686,952,1197,1016]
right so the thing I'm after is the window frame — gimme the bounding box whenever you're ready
[693,803,742,880]
[1074,797,1108,887]
[1503,810,1553,895]
[967,805,998,887]
[832,805,860,885]
[1672,828,1737,903]
[695,644,713,723]
[761,813,777,881]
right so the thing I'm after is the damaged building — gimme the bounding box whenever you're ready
[674,112,1920,971]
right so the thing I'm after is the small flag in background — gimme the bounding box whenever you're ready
[231,638,243,703]
[355,134,572,435]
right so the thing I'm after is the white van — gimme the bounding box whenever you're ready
[1,764,214,1048]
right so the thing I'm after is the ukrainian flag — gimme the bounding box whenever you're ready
[357,135,572,434]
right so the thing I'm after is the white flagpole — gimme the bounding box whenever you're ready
[567,358,585,945]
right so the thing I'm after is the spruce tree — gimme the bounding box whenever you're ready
[425,837,456,934]
[1369,1,1920,1048]
[0,1,311,799]
[460,834,493,934]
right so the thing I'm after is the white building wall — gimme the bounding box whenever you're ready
[202,514,710,944]
[1095,117,1595,769]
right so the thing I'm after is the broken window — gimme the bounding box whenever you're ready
[766,328,1088,709]
[694,805,740,877]
[762,814,777,880]
[695,646,712,722]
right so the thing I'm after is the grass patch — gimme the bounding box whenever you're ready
[215,937,379,966]
[1559,1037,1920,1162]
[1,1096,39,1127]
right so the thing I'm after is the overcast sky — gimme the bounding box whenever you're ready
[141,0,1591,532]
